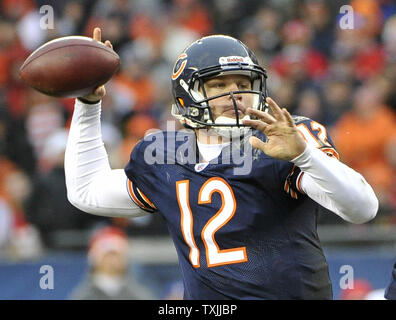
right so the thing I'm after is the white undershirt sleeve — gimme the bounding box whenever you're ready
[291,144,378,224]
[65,99,150,218]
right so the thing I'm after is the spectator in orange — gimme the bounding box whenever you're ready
[350,0,383,39]
[331,83,396,203]
[171,0,212,36]
[113,56,155,112]
[128,14,163,49]
[1,0,35,20]
[117,113,158,166]
[0,20,31,118]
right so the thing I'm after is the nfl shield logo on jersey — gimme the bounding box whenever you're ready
[194,163,209,172]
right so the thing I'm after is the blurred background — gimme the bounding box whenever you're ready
[0,0,396,300]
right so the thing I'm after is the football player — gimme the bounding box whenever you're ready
[65,28,378,299]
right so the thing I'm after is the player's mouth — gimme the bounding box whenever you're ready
[220,105,247,118]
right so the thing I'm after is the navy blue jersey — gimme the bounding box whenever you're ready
[124,116,338,299]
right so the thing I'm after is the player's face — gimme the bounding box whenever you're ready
[202,74,253,120]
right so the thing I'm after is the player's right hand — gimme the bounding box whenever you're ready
[243,97,307,161]
[78,27,113,103]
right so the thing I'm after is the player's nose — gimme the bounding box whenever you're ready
[228,83,243,101]
[228,82,239,92]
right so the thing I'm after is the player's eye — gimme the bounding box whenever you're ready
[206,81,225,90]
[239,82,251,90]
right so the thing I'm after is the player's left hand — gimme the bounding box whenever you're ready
[242,97,307,161]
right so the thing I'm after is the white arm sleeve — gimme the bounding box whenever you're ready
[292,144,378,224]
[65,99,150,218]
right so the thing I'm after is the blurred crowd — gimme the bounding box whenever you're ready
[0,0,396,259]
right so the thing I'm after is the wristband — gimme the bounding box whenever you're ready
[77,97,101,105]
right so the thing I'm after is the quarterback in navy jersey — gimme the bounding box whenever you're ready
[125,123,336,299]
[65,28,378,300]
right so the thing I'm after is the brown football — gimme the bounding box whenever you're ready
[19,36,120,98]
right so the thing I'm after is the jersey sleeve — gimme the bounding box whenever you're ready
[283,116,339,200]
[124,139,158,213]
